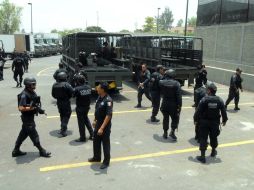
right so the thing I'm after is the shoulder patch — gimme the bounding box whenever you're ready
[107,102,112,107]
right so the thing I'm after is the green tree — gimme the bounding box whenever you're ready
[158,7,174,31]
[86,26,106,32]
[188,17,197,27]
[177,19,183,27]
[51,29,58,33]
[143,17,155,32]
[119,29,130,33]
[0,0,22,34]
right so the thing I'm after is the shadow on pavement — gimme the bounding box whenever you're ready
[226,109,238,113]
[188,156,222,165]
[15,152,39,164]
[153,134,177,144]
[188,137,199,146]
[49,130,73,138]
[68,139,86,146]
[146,119,161,126]
[90,163,108,175]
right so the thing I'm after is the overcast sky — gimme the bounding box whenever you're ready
[2,0,199,33]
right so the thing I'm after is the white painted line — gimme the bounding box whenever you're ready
[240,122,254,131]
[206,65,254,77]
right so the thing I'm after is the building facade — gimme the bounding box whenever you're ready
[196,0,254,91]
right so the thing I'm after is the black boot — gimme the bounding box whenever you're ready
[211,149,217,157]
[12,149,27,157]
[16,82,19,87]
[40,149,51,158]
[163,131,168,139]
[134,104,141,108]
[169,130,177,141]
[151,116,160,122]
[196,150,206,163]
[234,107,240,111]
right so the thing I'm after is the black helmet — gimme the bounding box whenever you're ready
[164,69,176,78]
[24,77,36,86]
[59,62,64,68]
[57,72,67,81]
[76,74,85,84]
[207,82,217,92]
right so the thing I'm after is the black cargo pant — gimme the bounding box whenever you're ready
[57,103,72,132]
[93,127,111,165]
[150,91,160,117]
[14,116,43,151]
[161,109,180,132]
[24,61,29,71]
[13,70,23,84]
[76,106,93,139]
[0,66,3,80]
[199,120,220,151]
[193,84,202,104]
[137,87,151,105]
[225,88,239,108]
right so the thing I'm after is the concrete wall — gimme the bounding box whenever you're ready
[196,23,254,91]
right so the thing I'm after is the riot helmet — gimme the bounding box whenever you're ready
[164,69,176,79]
[57,72,67,81]
[206,81,217,94]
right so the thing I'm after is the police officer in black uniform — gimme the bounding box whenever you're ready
[79,49,88,66]
[12,77,51,158]
[159,69,182,141]
[225,68,243,111]
[149,65,164,122]
[22,51,31,73]
[135,63,152,108]
[73,75,93,142]
[12,53,26,87]
[193,85,207,142]
[194,82,228,163]
[88,82,113,169]
[193,64,207,107]
[0,53,6,81]
[52,72,74,137]
[53,62,67,82]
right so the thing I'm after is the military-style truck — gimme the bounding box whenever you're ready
[61,32,132,90]
[121,35,203,86]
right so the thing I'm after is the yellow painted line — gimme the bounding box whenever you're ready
[46,102,254,119]
[40,139,254,172]
[37,66,57,77]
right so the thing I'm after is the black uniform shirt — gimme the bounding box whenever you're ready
[159,78,182,111]
[195,69,207,87]
[12,57,25,72]
[194,95,228,123]
[230,74,243,90]
[73,84,92,107]
[138,70,151,87]
[19,89,37,118]
[95,94,113,130]
[150,71,162,92]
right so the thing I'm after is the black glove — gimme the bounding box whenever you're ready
[38,108,45,114]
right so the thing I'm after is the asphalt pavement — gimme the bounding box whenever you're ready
[0,55,254,190]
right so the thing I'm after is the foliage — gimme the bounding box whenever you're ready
[0,0,22,34]
[188,17,197,27]
[142,17,155,32]
[177,19,184,27]
[158,7,174,30]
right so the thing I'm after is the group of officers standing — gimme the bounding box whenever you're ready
[135,63,243,163]
[11,59,243,166]
[12,62,113,169]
